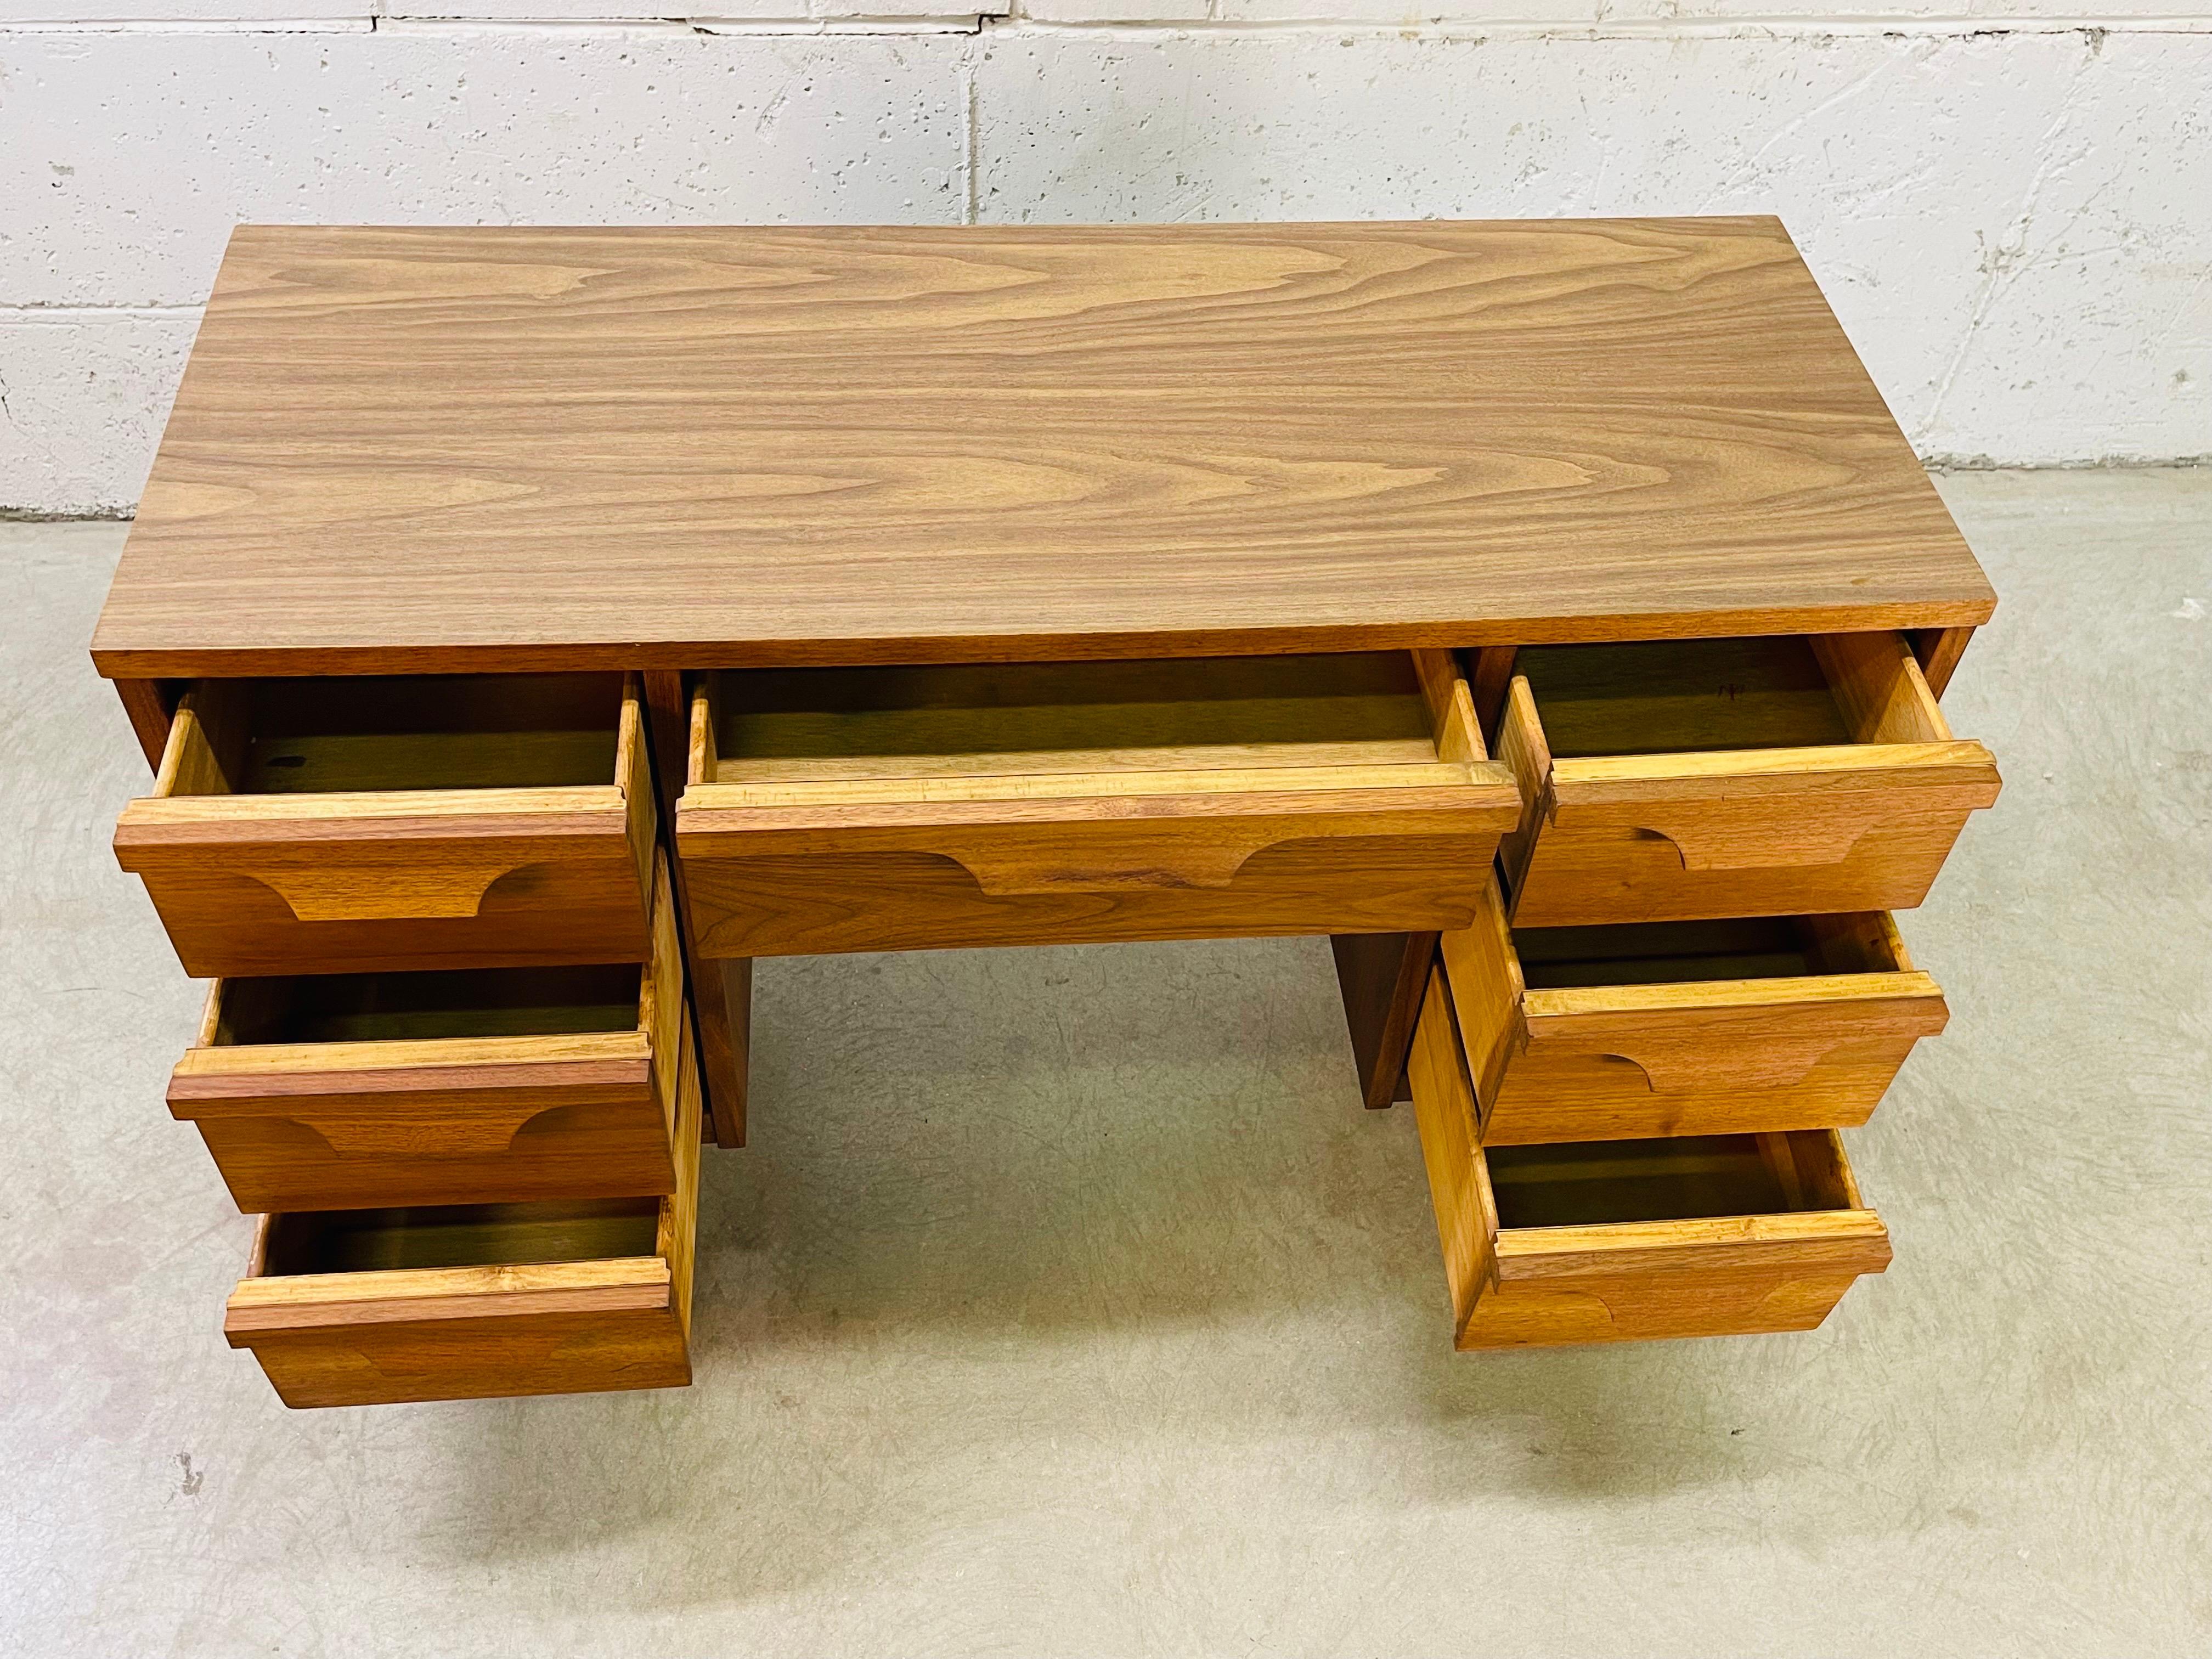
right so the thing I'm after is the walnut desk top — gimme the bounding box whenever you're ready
[91,217,1992,683]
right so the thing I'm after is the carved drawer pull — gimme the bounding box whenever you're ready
[1635,815,1881,873]
[241,862,520,922]
[1599,1039,1844,1094]
[933,827,1285,896]
[294,1109,550,1158]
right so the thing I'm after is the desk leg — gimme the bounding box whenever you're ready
[693,959,752,1149]
[114,678,173,771]
[1464,647,1519,748]
[1911,626,1974,698]
[644,669,750,1147]
[1330,932,1438,1110]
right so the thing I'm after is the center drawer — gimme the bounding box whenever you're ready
[1494,631,2001,926]
[114,673,657,977]
[1435,876,1948,1144]
[170,856,686,1214]
[1405,994,1892,1350]
[223,1019,701,1409]
[675,651,1523,957]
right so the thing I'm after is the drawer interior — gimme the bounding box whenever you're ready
[259,1198,660,1274]
[1513,635,1928,758]
[703,653,1442,783]
[1487,1131,1856,1229]
[168,673,624,795]
[1513,913,1908,990]
[211,964,642,1045]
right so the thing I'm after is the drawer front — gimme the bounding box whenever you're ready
[682,834,1510,957]
[1497,633,2001,927]
[1480,1030,1936,1145]
[1442,1261,1883,1350]
[1408,976,1892,1351]
[171,858,687,1213]
[1506,787,1990,928]
[678,651,1521,957]
[114,675,656,977]
[1438,883,1946,1144]
[223,1018,701,1408]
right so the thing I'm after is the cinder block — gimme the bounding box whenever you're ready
[0,0,995,20]
[375,0,989,19]
[382,1,799,18]
[1212,0,2191,19]
[1020,0,1210,21]
[0,0,359,20]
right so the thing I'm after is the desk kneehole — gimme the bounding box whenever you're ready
[1406,990,1891,1351]
[1433,876,1949,1147]
[170,856,687,1215]
[222,1020,701,1409]
[1493,631,2001,927]
[674,650,1523,957]
[114,672,657,978]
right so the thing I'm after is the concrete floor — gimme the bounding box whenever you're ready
[2,468,2207,1656]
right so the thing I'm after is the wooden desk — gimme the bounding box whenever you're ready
[95,219,1998,1403]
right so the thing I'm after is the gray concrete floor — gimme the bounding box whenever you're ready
[2,469,2207,1656]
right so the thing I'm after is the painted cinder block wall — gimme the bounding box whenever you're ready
[1,4,2207,514]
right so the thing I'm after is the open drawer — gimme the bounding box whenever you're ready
[1435,877,1946,1144]
[170,855,686,1214]
[223,1019,701,1408]
[676,651,1523,957]
[1494,632,2001,926]
[1406,998,1891,1350]
[115,673,656,977]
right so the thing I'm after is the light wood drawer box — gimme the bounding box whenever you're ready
[114,673,657,978]
[170,856,686,1214]
[1437,878,1947,1145]
[223,1019,701,1409]
[1407,991,1891,1350]
[675,651,1523,957]
[1494,632,2001,927]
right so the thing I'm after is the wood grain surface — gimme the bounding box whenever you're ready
[93,219,1992,680]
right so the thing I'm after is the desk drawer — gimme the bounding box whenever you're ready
[1495,633,2000,926]
[223,1023,701,1408]
[1406,997,1890,1350]
[171,856,686,1214]
[115,673,656,977]
[676,651,1522,957]
[1438,879,1946,1144]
